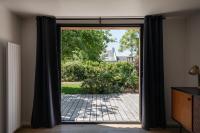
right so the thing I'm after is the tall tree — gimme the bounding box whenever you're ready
[119,29,140,75]
[61,30,114,62]
[119,29,140,56]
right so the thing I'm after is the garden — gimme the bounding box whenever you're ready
[61,61,138,94]
[61,28,140,94]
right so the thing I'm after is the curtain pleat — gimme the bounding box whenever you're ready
[31,16,61,128]
[141,15,166,129]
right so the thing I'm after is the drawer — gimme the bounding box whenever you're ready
[172,89,192,131]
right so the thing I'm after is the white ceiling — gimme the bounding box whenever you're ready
[1,0,200,17]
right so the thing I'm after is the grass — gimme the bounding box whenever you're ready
[61,82,83,94]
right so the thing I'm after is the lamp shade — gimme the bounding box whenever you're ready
[188,65,200,75]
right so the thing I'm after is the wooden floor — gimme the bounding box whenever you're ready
[61,93,139,122]
[16,124,180,133]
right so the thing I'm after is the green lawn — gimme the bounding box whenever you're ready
[61,82,83,94]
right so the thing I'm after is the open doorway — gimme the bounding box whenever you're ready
[60,26,142,123]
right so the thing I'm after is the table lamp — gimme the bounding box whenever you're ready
[188,65,200,87]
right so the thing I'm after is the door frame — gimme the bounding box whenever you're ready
[57,19,144,124]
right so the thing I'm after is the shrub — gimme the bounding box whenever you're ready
[81,61,138,94]
[61,61,139,94]
[81,70,122,94]
[61,61,86,81]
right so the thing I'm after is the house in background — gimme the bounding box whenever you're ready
[102,47,118,62]
[116,56,128,62]
[102,47,132,62]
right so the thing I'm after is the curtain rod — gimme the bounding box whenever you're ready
[56,17,144,20]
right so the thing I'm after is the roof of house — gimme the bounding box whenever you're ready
[116,56,128,61]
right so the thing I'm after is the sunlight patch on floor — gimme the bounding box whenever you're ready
[98,124,141,128]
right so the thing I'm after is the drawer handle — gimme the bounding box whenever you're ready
[187,98,192,101]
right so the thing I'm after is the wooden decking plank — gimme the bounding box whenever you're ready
[127,93,139,109]
[61,95,69,105]
[61,93,139,122]
[101,94,110,121]
[119,94,138,121]
[61,95,72,112]
[61,95,67,111]
[66,94,82,121]
[72,95,86,121]
[117,94,134,121]
[90,94,97,121]
[83,94,92,121]
[96,94,103,121]
[61,95,77,120]
[62,95,80,121]
[80,94,89,121]
[75,94,88,121]
[106,94,116,121]
[125,94,140,121]
[126,94,139,114]
[70,95,85,121]
[89,94,95,121]
[109,94,123,121]
[99,94,104,121]
[104,94,111,121]
[113,94,130,121]
[112,94,127,121]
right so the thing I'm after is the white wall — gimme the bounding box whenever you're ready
[163,12,200,125]
[185,13,200,86]
[21,17,36,125]
[163,18,188,125]
[0,5,22,133]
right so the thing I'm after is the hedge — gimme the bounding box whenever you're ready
[61,61,138,93]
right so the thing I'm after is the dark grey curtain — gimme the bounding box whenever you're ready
[31,16,61,128]
[141,15,166,129]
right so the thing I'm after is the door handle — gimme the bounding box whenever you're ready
[187,97,192,101]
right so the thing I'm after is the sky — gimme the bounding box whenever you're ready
[106,30,131,56]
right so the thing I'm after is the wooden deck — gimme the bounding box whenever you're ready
[61,93,139,122]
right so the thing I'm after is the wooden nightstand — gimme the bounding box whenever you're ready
[172,87,200,133]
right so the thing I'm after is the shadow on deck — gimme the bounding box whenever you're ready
[61,93,139,123]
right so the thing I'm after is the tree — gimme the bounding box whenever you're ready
[119,29,140,75]
[61,30,115,62]
[119,29,140,56]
